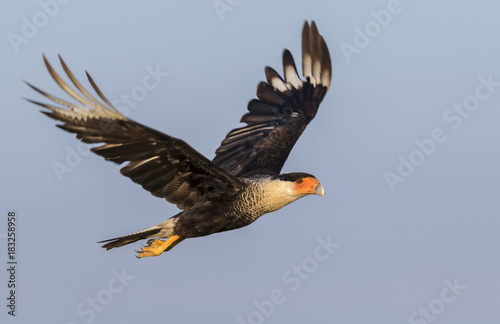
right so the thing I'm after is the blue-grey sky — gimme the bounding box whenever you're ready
[2,1,500,323]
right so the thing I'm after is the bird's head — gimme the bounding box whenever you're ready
[262,172,324,212]
[263,172,324,213]
[276,172,325,198]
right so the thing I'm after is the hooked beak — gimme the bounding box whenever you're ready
[313,183,325,197]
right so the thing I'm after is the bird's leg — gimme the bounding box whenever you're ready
[136,235,183,258]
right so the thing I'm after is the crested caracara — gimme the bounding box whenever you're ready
[26,21,332,257]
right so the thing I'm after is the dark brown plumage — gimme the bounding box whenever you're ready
[213,22,331,177]
[27,21,332,257]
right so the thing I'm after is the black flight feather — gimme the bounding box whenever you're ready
[213,21,332,177]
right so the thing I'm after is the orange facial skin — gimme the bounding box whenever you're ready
[293,177,323,196]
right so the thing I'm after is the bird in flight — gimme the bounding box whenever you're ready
[26,21,331,258]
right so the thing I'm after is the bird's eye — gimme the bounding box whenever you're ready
[296,179,303,185]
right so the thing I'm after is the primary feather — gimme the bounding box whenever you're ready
[213,21,331,177]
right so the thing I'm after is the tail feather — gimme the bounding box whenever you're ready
[98,227,162,250]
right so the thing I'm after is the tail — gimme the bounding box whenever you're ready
[98,227,162,250]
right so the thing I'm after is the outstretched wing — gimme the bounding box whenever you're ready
[27,55,244,210]
[213,21,331,178]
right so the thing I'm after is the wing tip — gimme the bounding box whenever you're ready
[301,20,331,90]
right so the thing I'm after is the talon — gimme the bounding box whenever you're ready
[135,235,183,258]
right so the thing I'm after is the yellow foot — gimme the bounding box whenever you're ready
[136,235,183,258]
